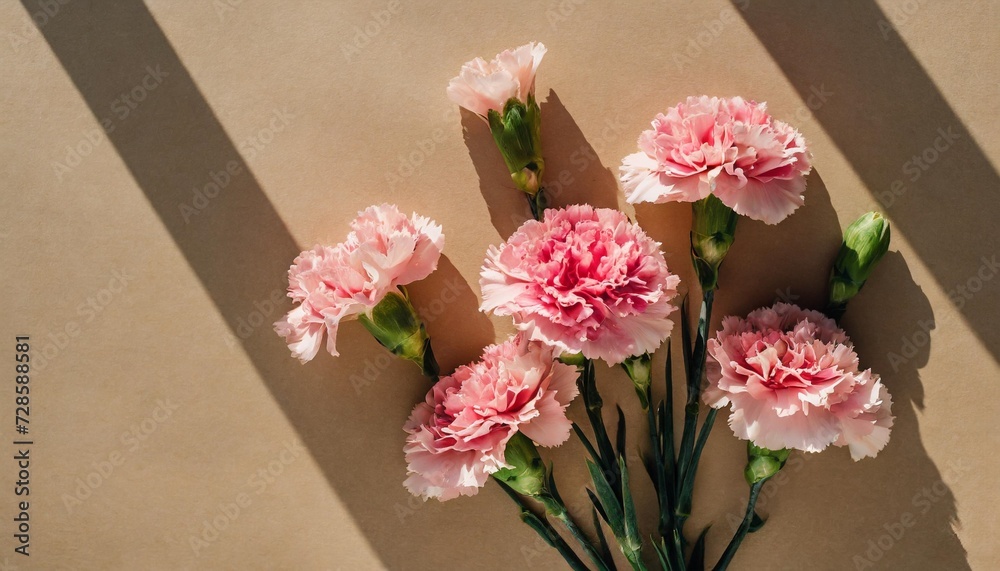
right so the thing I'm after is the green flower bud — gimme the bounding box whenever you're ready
[493,432,546,498]
[487,94,544,197]
[358,287,439,378]
[691,194,739,290]
[557,352,586,368]
[744,442,790,485]
[828,212,891,317]
[622,353,653,409]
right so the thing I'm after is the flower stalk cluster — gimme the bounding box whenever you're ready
[273,41,900,571]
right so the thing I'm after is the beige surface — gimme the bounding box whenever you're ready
[2,0,998,569]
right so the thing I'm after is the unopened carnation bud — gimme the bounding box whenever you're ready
[691,194,739,290]
[744,443,790,485]
[622,353,653,409]
[828,212,891,318]
[488,95,545,198]
[493,433,546,497]
[358,287,439,378]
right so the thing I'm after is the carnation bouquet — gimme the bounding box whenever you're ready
[275,42,894,570]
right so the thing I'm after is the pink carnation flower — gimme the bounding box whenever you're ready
[403,335,579,501]
[273,204,444,363]
[620,96,811,225]
[480,205,681,365]
[703,302,893,460]
[446,42,547,117]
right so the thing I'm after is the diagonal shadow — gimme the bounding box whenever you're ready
[725,2,980,568]
[710,251,969,570]
[25,2,498,568]
[733,0,1000,363]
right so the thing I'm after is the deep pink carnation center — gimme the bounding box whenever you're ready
[522,218,659,329]
[480,205,680,364]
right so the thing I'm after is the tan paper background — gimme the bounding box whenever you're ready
[2,0,998,569]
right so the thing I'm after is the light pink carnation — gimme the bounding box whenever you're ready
[620,96,811,224]
[480,205,681,365]
[703,302,893,460]
[446,42,547,117]
[403,335,579,501]
[273,204,444,363]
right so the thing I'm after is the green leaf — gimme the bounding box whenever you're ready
[593,507,616,571]
[619,457,642,553]
[662,342,675,478]
[655,401,665,461]
[495,476,592,571]
[573,422,601,463]
[587,460,625,538]
[578,358,621,503]
[642,433,657,484]
[749,510,766,533]
[680,296,692,374]
[652,538,672,571]
[587,487,609,524]
[687,525,711,570]
[616,406,628,461]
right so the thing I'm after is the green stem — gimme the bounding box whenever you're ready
[646,388,683,571]
[645,392,668,533]
[671,527,685,571]
[578,358,621,501]
[662,349,684,570]
[681,408,717,502]
[551,509,614,571]
[418,336,440,378]
[527,187,548,221]
[494,479,590,571]
[712,480,766,571]
[675,289,714,527]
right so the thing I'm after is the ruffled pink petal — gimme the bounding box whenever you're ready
[446,42,546,117]
[705,302,893,459]
[713,174,805,225]
[395,215,445,284]
[729,393,841,453]
[546,360,581,407]
[479,205,680,366]
[275,204,444,362]
[402,335,579,501]
[403,438,499,501]
[274,305,326,363]
[518,392,573,447]
[834,374,894,460]
[620,150,709,205]
[620,96,811,223]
